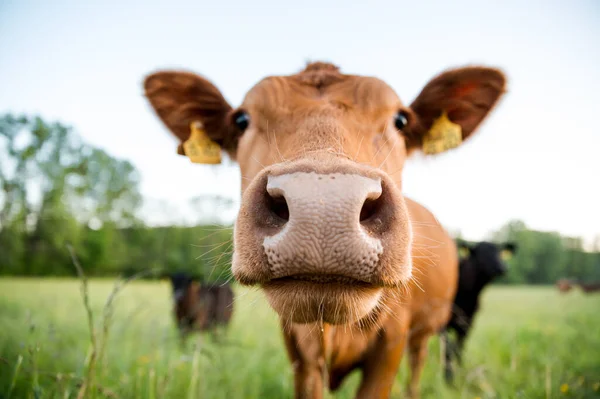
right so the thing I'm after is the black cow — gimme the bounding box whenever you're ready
[442,240,517,383]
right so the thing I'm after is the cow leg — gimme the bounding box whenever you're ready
[455,329,467,365]
[178,327,189,349]
[282,323,326,399]
[443,325,463,385]
[355,324,409,399]
[442,329,456,384]
[443,323,469,385]
[209,326,223,344]
[294,362,325,399]
[406,332,430,399]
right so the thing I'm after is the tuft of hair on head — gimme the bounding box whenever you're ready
[295,61,344,89]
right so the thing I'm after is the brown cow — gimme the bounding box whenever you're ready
[144,62,506,398]
[168,272,234,343]
[576,281,600,293]
[556,278,575,293]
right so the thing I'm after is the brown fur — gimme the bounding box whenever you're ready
[556,278,575,293]
[576,281,600,293]
[174,281,235,340]
[144,61,506,398]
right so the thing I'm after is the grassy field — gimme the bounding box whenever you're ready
[0,278,599,399]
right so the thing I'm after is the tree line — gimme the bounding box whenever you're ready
[0,114,598,284]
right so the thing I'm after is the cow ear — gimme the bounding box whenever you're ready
[404,66,506,155]
[143,70,241,159]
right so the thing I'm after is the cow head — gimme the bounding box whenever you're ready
[168,271,194,302]
[458,241,516,277]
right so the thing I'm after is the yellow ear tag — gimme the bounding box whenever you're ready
[182,121,222,164]
[458,247,470,259]
[422,111,463,155]
[500,249,513,261]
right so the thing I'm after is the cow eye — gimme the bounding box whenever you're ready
[394,111,408,130]
[234,111,250,131]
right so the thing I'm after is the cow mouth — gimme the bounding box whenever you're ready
[261,274,383,324]
[272,273,375,286]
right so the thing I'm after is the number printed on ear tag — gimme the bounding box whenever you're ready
[183,121,222,164]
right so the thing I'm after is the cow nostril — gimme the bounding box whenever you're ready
[266,193,290,222]
[360,196,384,223]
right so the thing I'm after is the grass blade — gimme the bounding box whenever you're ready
[7,354,23,399]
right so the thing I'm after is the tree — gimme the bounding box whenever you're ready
[0,114,142,275]
[490,220,600,285]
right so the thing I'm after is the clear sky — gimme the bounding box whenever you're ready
[1,0,598,246]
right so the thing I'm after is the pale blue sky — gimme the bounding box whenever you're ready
[1,0,598,246]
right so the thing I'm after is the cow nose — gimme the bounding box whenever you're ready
[260,172,388,281]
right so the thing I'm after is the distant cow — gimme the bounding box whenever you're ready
[555,279,600,294]
[168,272,234,343]
[576,281,600,293]
[556,278,575,293]
[442,240,516,384]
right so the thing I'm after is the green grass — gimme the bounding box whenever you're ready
[0,278,599,399]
